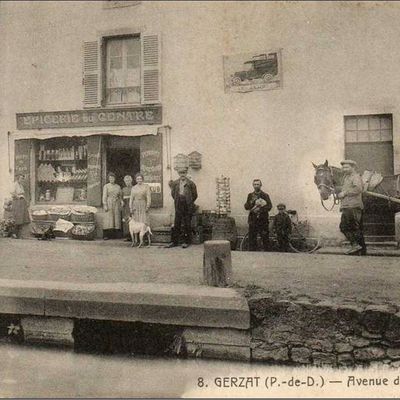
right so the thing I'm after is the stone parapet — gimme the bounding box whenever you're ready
[0,279,250,330]
[247,291,400,368]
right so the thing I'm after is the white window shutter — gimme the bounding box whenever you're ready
[141,34,161,104]
[83,40,102,108]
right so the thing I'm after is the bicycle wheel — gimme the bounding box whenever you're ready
[289,235,320,253]
[239,233,249,251]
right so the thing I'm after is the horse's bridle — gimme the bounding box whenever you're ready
[315,167,340,211]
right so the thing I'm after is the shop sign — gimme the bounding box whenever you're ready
[140,135,163,208]
[16,106,162,130]
[147,183,162,194]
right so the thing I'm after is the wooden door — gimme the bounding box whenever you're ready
[344,114,395,237]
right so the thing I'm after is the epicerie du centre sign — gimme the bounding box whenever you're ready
[16,106,162,130]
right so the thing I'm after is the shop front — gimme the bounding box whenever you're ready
[12,107,165,239]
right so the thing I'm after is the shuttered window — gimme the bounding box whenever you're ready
[141,34,161,104]
[83,41,101,108]
[83,34,161,107]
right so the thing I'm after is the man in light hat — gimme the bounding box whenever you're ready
[167,167,198,248]
[337,160,366,255]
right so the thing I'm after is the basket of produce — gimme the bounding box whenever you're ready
[71,224,96,241]
[31,210,49,221]
[53,218,74,238]
[1,218,15,238]
[71,206,97,223]
[48,206,71,221]
[31,221,55,238]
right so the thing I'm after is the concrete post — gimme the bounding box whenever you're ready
[203,240,232,287]
[395,212,400,247]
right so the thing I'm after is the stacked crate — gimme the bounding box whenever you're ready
[216,176,231,216]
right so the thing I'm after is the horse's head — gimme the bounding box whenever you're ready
[313,160,335,200]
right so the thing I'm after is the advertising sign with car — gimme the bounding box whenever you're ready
[223,49,282,93]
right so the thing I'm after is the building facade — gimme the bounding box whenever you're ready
[1,1,400,241]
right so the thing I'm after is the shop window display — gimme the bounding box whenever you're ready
[36,137,88,204]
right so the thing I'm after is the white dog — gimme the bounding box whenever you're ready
[127,217,152,248]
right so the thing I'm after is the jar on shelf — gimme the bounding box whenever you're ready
[45,190,51,201]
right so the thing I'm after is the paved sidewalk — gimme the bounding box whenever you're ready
[1,238,400,305]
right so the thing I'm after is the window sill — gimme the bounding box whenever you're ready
[103,1,141,10]
[103,103,144,108]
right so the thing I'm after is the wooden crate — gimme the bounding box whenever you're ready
[152,227,172,243]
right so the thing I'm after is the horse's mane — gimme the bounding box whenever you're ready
[330,166,344,185]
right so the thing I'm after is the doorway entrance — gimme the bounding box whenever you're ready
[106,136,141,187]
[344,114,395,237]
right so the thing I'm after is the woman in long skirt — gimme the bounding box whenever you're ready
[129,173,151,224]
[121,175,133,241]
[102,172,123,240]
[11,174,31,239]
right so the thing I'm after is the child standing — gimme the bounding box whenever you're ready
[273,203,292,252]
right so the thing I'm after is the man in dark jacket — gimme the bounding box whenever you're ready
[167,167,198,248]
[244,179,272,251]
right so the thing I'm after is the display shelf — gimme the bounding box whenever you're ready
[31,220,95,224]
[38,159,87,162]
[35,201,87,205]
[38,180,87,184]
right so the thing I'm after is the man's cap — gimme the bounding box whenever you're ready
[340,159,357,167]
[177,167,188,172]
[277,203,286,209]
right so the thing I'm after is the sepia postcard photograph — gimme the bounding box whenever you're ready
[0,0,400,398]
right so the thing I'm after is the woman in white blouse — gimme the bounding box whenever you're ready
[10,174,31,238]
[129,173,151,224]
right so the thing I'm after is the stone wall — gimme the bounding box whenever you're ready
[247,292,400,368]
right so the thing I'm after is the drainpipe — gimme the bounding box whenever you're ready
[7,131,12,174]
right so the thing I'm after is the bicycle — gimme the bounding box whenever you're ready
[239,210,321,253]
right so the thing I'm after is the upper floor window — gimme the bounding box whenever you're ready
[106,36,141,105]
[83,34,161,108]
